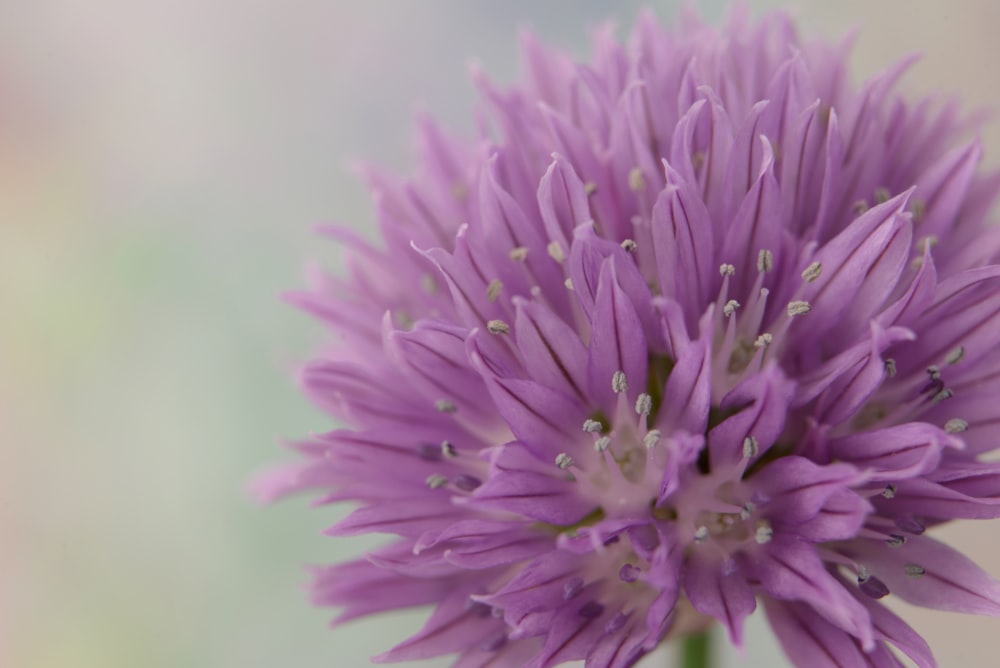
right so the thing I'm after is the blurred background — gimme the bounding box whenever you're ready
[2,1,999,666]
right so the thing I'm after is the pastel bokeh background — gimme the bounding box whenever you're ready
[4,1,999,666]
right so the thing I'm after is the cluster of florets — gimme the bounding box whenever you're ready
[262,8,1000,667]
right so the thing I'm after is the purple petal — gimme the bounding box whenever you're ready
[848,534,1000,616]
[753,457,863,525]
[683,551,756,646]
[828,422,961,482]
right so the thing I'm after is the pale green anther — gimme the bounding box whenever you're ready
[787,300,811,317]
[755,520,773,544]
[643,429,661,449]
[487,319,510,335]
[426,473,449,489]
[509,246,529,262]
[801,261,822,282]
[628,167,645,191]
[945,418,969,434]
[946,346,966,365]
[547,241,566,262]
[612,370,628,394]
[486,279,503,302]
[757,249,773,273]
[555,453,574,470]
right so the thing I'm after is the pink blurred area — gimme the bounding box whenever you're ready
[2,1,998,667]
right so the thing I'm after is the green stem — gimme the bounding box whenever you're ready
[680,630,711,668]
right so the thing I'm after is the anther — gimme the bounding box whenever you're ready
[487,319,510,335]
[453,474,482,491]
[857,568,891,599]
[945,418,969,433]
[621,239,638,253]
[555,453,575,470]
[693,526,709,543]
[509,246,529,262]
[425,473,448,489]
[723,300,740,318]
[754,333,773,349]
[547,241,566,263]
[757,249,773,273]
[874,187,891,204]
[579,600,605,619]
[563,576,584,600]
[486,279,503,302]
[564,278,574,290]
[884,358,897,378]
[584,182,598,196]
[886,534,907,548]
[612,371,628,394]
[946,346,966,365]
[754,520,773,544]
[421,274,438,294]
[594,436,612,452]
[743,436,759,459]
[441,440,457,458]
[926,365,941,382]
[854,199,870,214]
[628,167,645,191]
[904,564,925,578]
[740,502,755,520]
[435,399,458,413]
[882,484,897,499]
[787,300,811,317]
[619,564,640,583]
[932,388,954,404]
[635,393,652,416]
[719,263,735,277]
[643,429,661,449]
[917,235,938,252]
[582,419,603,433]
[911,200,926,222]
[801,262,823,283]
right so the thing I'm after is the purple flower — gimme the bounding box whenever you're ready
[261,8,1000,667]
